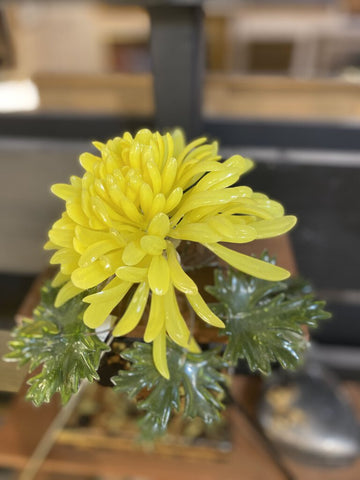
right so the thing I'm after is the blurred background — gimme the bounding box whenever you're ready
[0,0,360,477]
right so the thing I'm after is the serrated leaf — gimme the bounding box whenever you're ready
[112,340,227,439]
[206,252,331,375]
[4,282,110,406]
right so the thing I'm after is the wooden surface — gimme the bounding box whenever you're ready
[0,376,360,479]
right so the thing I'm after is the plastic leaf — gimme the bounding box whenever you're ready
[4,282,109,406]
[112,340,226,438]
[206,253,331,375]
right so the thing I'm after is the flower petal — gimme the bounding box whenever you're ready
[79,152,100,172]
[79,239,122,267]
[50,248,79,266]
[139,182,153,217]
[55,281,82,307]
[153,327,170,379]
[161,156,177,195]
[148,255,170,295]
[167,242,198,294]
[205,243,291,281]
[51,183,79,201]
[144,293,165,343]
[147,212,170,237]
[71,260,114,289]
[66,202,89,227]
[83,278,131,328]
[186,291,225,328]
[51,270,68,287]
[122,240,146,266]
[171,188,249,225]
[148,193,166,219]
[48,228,74,248]
[112,282,149,336]
[75,226,110,247]
[164,187,183,213]
[252,215,297,239]
[164,286,200,352]
[140,235,166,255]
[171,222,221,243]
[116,266,147,282]
[146,159,162,194]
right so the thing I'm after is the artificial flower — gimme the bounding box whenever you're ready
[46,129,296,378]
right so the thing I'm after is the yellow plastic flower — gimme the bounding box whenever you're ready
[46,129,296,378]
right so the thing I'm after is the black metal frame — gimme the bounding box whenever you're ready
[2,112,360,152]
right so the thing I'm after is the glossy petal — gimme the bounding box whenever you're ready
[144,293,165,343]
[167,242,198,294]
[148,255,170,295]
[48,228,75,249]
[164,187,183,213]
[252,215,297,239]
[83,278,132,328]
[171,222,221,243]
[71,260,114,289]
[116,266,147,282]
[147,212,170,237]
[51,184,79,201]
[205,243,291,281]
[161,156,177,194]
[55,281,82,307]
[186,291,225,328]
[79,239,121,267]
[51,270,68,287]
[113,282,149,337]
[164,286,200,352]
[140,235,166,255]
[152,327,170,379]
[122,240,146,266]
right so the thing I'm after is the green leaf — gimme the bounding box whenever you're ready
[112,340,227,439]
[206,252,331,375]
[4,282,110,406]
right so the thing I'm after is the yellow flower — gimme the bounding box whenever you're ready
[46,129,296,378]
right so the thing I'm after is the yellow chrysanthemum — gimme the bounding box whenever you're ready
[46,129,296,378]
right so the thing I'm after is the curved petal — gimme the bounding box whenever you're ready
[148,255,170,295]
[147,212,170,237]
[171,188,249,225]
[164,187,183,213]
[252,215,297,239]
[116,266,147,283]
[164,286,201,352]
[55,280,82,307]
[71,260,114,289]
[112,282,149,337]
[171,222,221,243]
[186,291,225,328]
[161,156,177,195]
[51,183,79,201]
[205,243,291,281]
[153,327,170,379]
[144,293,165,343]
[167,242,198,294]
[83,278,132,329]
[51,270,68,287]
[122,240,146,266]
[140,235,166,255]
[49,228,75,249]
[79,239,122,267]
